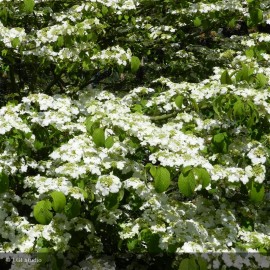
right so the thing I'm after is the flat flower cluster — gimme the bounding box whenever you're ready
[0,22,26,48]
[95,174,122,197]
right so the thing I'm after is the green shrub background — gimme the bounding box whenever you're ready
[1,0,270,269]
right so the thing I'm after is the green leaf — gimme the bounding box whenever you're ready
[25,132,32,139]
[131,16,136,25]
[233,99,245,120]
[23,0,35,13]
[167,243,178,253]
[33,200,53,225]
[179,258,199,270]
[64,198,81,219]
[247,107,259,127]
[213,133,226,144]
[154,167,171,193]
[239,64,254,82]
[77,179,85,189]
[84,188,94,201]
[85,118,100,135]
[101,6,108,15]
[236,68,245,82]
[127,239,139,251]
[220,70,232,84]
[194,17,201,27]
[249,182,265,203]
[212,132,228,153]
[241,65,249,82]
[50,191,66,212]
[182,166,193,175]
[11,37,20,48]
[128,136,140,148]
[150,165,157,178]
[37,249,58,269]
[197,258,208,270]
[34,140,44,150]
[248,9,258,26]
[193,168,211,188]
[213,96,223,117]
[228,18,236,28]
[259,247,268,255]
[85,116,93,133]
[96,12,103,18]
[245,48,254,58]
[105,136,114,149]
[104,190,124,210]
[0,172,9,193]
[113,126,124,141]
[131,56,141,73]
[255,73,267,88]
[141,99,147,107]
[190,98,199,112]
[37,247,52,264]
[36,237,45,248]
[92,128,105,147]
[2,49,8,56]
[175,95,184,109]
[57,36,64,47]
[82,61,90,71]
[178,170,196,197]
[146,163,157,177]
[131,104,142,113]
[257,8,263,22]
[140,229,161,253]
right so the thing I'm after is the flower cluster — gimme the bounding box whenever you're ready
[90,46,132,66]
[95,174,122,197]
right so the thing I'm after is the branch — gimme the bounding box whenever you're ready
[149,112,178,121]
[45,66,64,93]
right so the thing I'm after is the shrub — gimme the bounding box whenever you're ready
[1,0,270,269]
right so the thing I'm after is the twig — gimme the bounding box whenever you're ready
[149,112,178,121]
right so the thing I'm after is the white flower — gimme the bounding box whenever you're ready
[178,241,204,253]
[95,174,122,196]
[247,146,267,165]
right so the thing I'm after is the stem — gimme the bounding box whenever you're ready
[149,112,178,121]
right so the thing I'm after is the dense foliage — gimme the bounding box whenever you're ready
[1,0,270,269]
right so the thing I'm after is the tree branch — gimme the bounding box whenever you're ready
[149,112,178,121]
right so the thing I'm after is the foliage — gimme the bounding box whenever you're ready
[1,0,270,269]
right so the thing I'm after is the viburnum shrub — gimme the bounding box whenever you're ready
[1,0,270,269]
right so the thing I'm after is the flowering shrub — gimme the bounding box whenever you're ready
[1,0,270,269]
